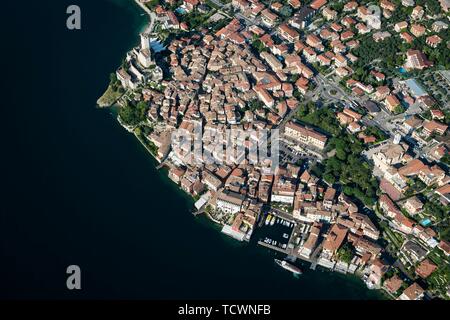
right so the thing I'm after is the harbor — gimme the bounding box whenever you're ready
[254,209,319,270]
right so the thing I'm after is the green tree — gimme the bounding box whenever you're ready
[337,243,354,264]
[119,101,149,126]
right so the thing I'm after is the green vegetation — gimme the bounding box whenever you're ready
[418,0,444,16]
[423,199,447,221]
[325,133,378,206]
[279,6,292,18]
[428,248,448,266]
[410,28,450,70]
[145,0,161,10]
[135,126,157,152]
[380,215,406,249]
[297,104,378,206]
[97,73,125,107]
[330,2,344,11]
[427,248,450,297]
[404,178,427,197]
[394,105,405,115]
[352,36,405,76]
[247,99,265,112]
[204,17,230,33]
[427,264,450,297]
[363,126,389,143]
[205,0,220,10]
[377,0,450,70]
[296,102,341,136]
[337,243,354,264]
[119,100,149,127]
[421,106,450,126]
[251,36,267,53]
[442,154,450,166]
[182,9,215,30]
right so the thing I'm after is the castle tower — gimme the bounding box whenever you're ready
[140,32,151,50]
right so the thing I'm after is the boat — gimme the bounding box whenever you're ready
[275,259,302,275]
[270,216,276,226]
[265,214,272,225]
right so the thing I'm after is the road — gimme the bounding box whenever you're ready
[361,100,423,137]
[208,0,259,25]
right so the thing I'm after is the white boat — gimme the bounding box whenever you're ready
[270,216,276,226]
[275,259,302,275]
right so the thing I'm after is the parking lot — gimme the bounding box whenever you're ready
[278,139,323,167]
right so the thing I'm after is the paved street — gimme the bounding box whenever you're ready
[362,101,423,137]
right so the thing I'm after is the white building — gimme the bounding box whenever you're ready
[216,190,245,214]
[140,32,151,50]
[284,122,327,150]
[138,48,153,68]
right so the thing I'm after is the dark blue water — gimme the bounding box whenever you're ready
[0,0,384,299]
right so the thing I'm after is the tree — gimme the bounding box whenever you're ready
[364,126,389,142]
[252,39,266,53]
[119,101,149,126]
[296,106,378,206]
[248,99,264,111]
[425,0,442,15]
[394,105,405,114]
[280,6,292,17]
[337,243,354,264]
[324,173,336,184]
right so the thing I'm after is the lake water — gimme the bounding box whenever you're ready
[0,0,385,300]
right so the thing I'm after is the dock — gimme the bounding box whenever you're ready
[257,241,316,266]
[156,161,166,170]
[155,155,170,170]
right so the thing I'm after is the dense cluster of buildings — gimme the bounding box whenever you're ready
[125,0,450,300]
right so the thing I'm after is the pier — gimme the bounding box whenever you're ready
[156,160,168,170]
[257,241,314,264]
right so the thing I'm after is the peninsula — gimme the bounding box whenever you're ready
[99,0,450,300]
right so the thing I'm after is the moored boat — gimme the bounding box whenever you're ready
[275,259,302,275]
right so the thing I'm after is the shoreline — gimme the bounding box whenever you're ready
[133,0,156,34]
[97,0,154,108]
[101,0,388,300]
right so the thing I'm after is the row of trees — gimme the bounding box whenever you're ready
[296,105,379,206]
